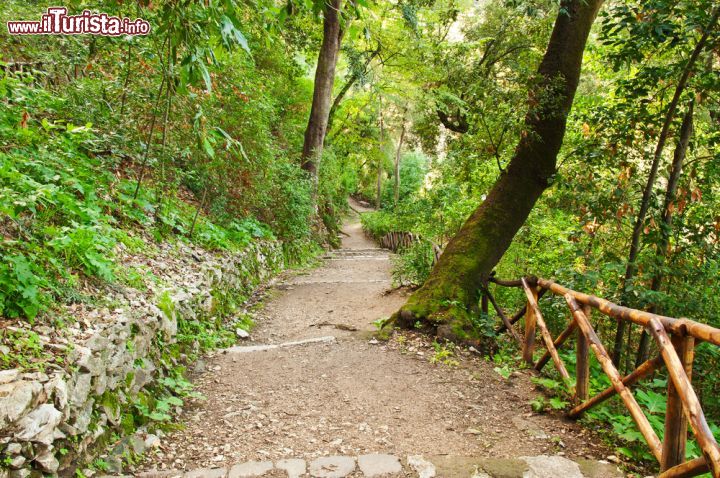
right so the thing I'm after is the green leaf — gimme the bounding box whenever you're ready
[203,137,216,158]
[220,15,250,54]
[198,61,212,92]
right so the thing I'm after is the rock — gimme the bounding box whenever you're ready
[86,333,110,353]
[13,404,62,445]
[477,458,528,477]
[103,456,123,474]
[8,469,30,478]
[309,456,356,478]
[21,372,48,382]
[72,399,94,434]
[407,455,436,478]
[94,370,108,395]
[34,447,60,473]
[144,433,161,449]
[357,454,402,477]
[276,458,306,478]
[70,373,92,406]
[521,455,583,478]
[136,471,183,478]
[44,376,68,410]
[194,360,207,374]
[74,346,102,376]
[470,472,491,478]
[184,468,227,478]
[7,455,25,469]
[236,329,250,339]
[606,455,620,463]
[129,435,147,455]
[5,443,22,454]
[0,381,42,428]
[228,460,273,477]
[0,370,20,384]
[131,367,155,394]
[576,459,624,478]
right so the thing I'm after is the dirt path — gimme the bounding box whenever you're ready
[137,201,622,478]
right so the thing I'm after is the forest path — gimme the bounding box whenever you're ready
[137,199,622,478]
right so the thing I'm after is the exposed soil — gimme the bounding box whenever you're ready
[138,200,619,476]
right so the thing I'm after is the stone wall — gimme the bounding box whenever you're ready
[0,240,285,477]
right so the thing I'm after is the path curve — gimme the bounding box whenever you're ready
[137,201,622,478]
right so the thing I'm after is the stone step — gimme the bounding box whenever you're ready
[131,454,623,478]
[325,249,389,256]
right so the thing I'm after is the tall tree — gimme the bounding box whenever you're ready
[301,0,346,181]
[634,101,695,366]
[394,116,407,206]
[611,8,719,366]
[392,0,604,336]
[377,100,384,209]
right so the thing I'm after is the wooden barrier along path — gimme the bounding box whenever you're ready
[376,230,443,263]
[486,276,720,478]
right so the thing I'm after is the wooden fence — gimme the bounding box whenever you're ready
[377,231,443,263]
[486,276,720,478]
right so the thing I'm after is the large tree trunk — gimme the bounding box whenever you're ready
[301,0,344,181]
[394,0,603,338]
[611,8,718,366]
[634,101,694,367]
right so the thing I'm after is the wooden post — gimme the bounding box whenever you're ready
[576,305,591,402]
[536,319,576,371]
[662,333,695,471]
[565,295,663,462]
[569,355,663,418]
[522,279,572,388]
[523,281,538,364]
[495,288,547,335]
[485,288,523,346]
[648,319,720,477]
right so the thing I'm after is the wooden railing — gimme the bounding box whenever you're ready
[378,231,420,251]
[485,276,720,478]
[376,231,443,263]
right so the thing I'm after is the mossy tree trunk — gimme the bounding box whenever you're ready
[395,0,604,338]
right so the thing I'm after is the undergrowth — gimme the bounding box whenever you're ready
[0,72,276,323]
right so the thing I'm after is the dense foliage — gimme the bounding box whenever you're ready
[348,0,720,468]
[0,0,352,321]
[2,0,720,473]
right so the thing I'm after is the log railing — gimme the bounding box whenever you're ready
[377,231,443,263]
[378,231,419,252]
[486,276,720,478]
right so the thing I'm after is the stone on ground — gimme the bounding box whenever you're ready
[407,455,436,478]
[357,454,402,476]
[476,458,529,477]
[228,460,274,477]
[276,458,306,478]
[184,467,227,478]
[309,455,356,478]
[136,470,183,477]
[521,455,583,478]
